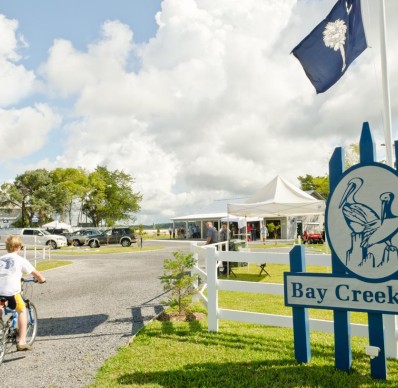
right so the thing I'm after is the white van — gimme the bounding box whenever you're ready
[0,228,67,249]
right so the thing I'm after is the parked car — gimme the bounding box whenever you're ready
[86,227,137,248]
[45,228,72,236]
[67,229,100,247]
[0,228,67,249]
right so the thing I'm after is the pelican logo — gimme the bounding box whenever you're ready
[326,164,398,282]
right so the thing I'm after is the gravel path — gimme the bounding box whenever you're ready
[1,240,192,388]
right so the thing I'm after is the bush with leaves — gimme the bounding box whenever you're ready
[267,222,280,239]
[160,251,198,315]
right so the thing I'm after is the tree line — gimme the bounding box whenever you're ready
[0,166,142,227]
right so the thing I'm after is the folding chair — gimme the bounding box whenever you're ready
[258,263,270,277]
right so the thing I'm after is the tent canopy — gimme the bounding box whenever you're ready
[220,216,262,222]
[228,176,325,217]
[171,197,247,222]
[42,220,73,231]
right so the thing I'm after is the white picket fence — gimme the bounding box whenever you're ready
[190,241,398,358]
[22,245,52,266]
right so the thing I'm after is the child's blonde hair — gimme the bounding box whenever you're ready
[5,235,22,253]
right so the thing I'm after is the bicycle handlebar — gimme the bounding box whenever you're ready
[21,278,46,284]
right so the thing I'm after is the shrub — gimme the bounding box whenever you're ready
[160,251,198,314]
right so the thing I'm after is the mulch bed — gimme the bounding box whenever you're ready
[157,311,206,322]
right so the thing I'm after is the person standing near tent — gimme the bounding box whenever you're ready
[206,222,218,245]
[219,223,230,251]
[247,223,252,241]
[219,223,231,274]
[251,223,257,241]
[261,224,268,244]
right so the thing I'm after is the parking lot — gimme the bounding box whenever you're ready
[1,240,191,388]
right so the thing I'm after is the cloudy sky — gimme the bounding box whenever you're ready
[0,0,397,224]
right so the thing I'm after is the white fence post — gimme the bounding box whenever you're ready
[384,315,398,359]
[192,246,394,351]
[206,246,218,332]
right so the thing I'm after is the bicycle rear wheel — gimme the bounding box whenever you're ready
[0,320,6,365]
[26,302,38,346]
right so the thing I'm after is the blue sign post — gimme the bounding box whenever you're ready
[284,122,398,379]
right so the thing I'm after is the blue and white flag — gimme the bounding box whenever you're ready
[292,0,367,93]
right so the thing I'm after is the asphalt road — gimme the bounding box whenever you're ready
[1,240,192,388]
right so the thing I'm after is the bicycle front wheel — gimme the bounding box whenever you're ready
[26,302,38,346]
[0,320,6,365]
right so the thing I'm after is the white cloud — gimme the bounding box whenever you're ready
[40,20,133,96]
[0,104,61,161]
[0,15,35,106]
[3,1,398,224]
[0,14,60,169]
[0,14,22,60]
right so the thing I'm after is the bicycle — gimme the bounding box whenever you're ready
[0,278,40,365]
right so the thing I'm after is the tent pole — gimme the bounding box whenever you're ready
[378,0,397,360]
[380,0,393,167]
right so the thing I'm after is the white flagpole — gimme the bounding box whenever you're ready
[380,0,393,167]
[379,0,397,360]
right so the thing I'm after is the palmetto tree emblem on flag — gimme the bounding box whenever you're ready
[323,19,347,71]
[291,0,367,93]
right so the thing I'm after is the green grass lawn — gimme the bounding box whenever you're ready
[91,320,398,387]
[35,259,72,271]
[89,260,397,387]
[250,242,330,253]
[23,259,71,276]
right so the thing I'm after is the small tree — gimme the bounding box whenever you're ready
[160,251,198,315]
[267,222,280,239]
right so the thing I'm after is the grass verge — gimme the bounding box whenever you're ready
[90,261,397,386]
[35,259,72,271]
[250,242,330,253]
[91,319,398,387]
[250,243,293,249]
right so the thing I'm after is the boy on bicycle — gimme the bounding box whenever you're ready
[0,235,46,351]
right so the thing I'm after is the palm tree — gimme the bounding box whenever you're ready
[323,19,347,71]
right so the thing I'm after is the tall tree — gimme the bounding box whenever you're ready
[0,169,55,226]
[82,166,142,227]
[50,167,89,224]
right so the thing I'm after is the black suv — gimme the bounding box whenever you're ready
[86,228,137,248]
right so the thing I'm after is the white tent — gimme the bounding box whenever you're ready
[228,176,325,217]
[42,220,73,231]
